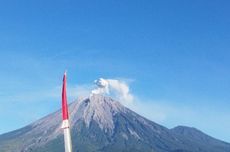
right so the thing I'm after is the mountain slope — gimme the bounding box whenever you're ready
[0,95,230,152]
[170,126,230,152]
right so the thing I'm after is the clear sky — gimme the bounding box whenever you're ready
[0,0,230,142]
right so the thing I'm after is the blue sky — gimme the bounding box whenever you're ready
[0,0,230,142]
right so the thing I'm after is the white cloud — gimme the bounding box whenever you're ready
[91,78,134,105]
[107,79,134,105]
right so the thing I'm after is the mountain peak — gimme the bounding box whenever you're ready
[78,94,125,131]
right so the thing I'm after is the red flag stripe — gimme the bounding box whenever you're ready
[62,72,69,120]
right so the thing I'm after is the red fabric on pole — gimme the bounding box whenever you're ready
[62,72,69,120]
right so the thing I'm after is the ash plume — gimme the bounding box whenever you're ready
[91,78,133,105]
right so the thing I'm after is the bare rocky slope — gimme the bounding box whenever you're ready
[0,94,230,152]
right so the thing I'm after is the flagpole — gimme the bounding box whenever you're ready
[61,71,73,152]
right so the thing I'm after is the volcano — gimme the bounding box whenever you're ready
[0,94,230,152]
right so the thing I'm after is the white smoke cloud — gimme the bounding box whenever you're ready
[91,78,109,95]
[91,78,134,105]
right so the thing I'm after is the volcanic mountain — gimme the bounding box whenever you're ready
[0,94,230,152]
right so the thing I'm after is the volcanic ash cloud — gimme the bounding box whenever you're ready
[91,78,133,105]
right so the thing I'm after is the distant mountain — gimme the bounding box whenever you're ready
[0,95,229,152]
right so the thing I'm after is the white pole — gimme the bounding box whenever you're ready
[62,120,72,152]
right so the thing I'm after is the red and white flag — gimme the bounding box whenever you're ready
[61,71,73,152]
